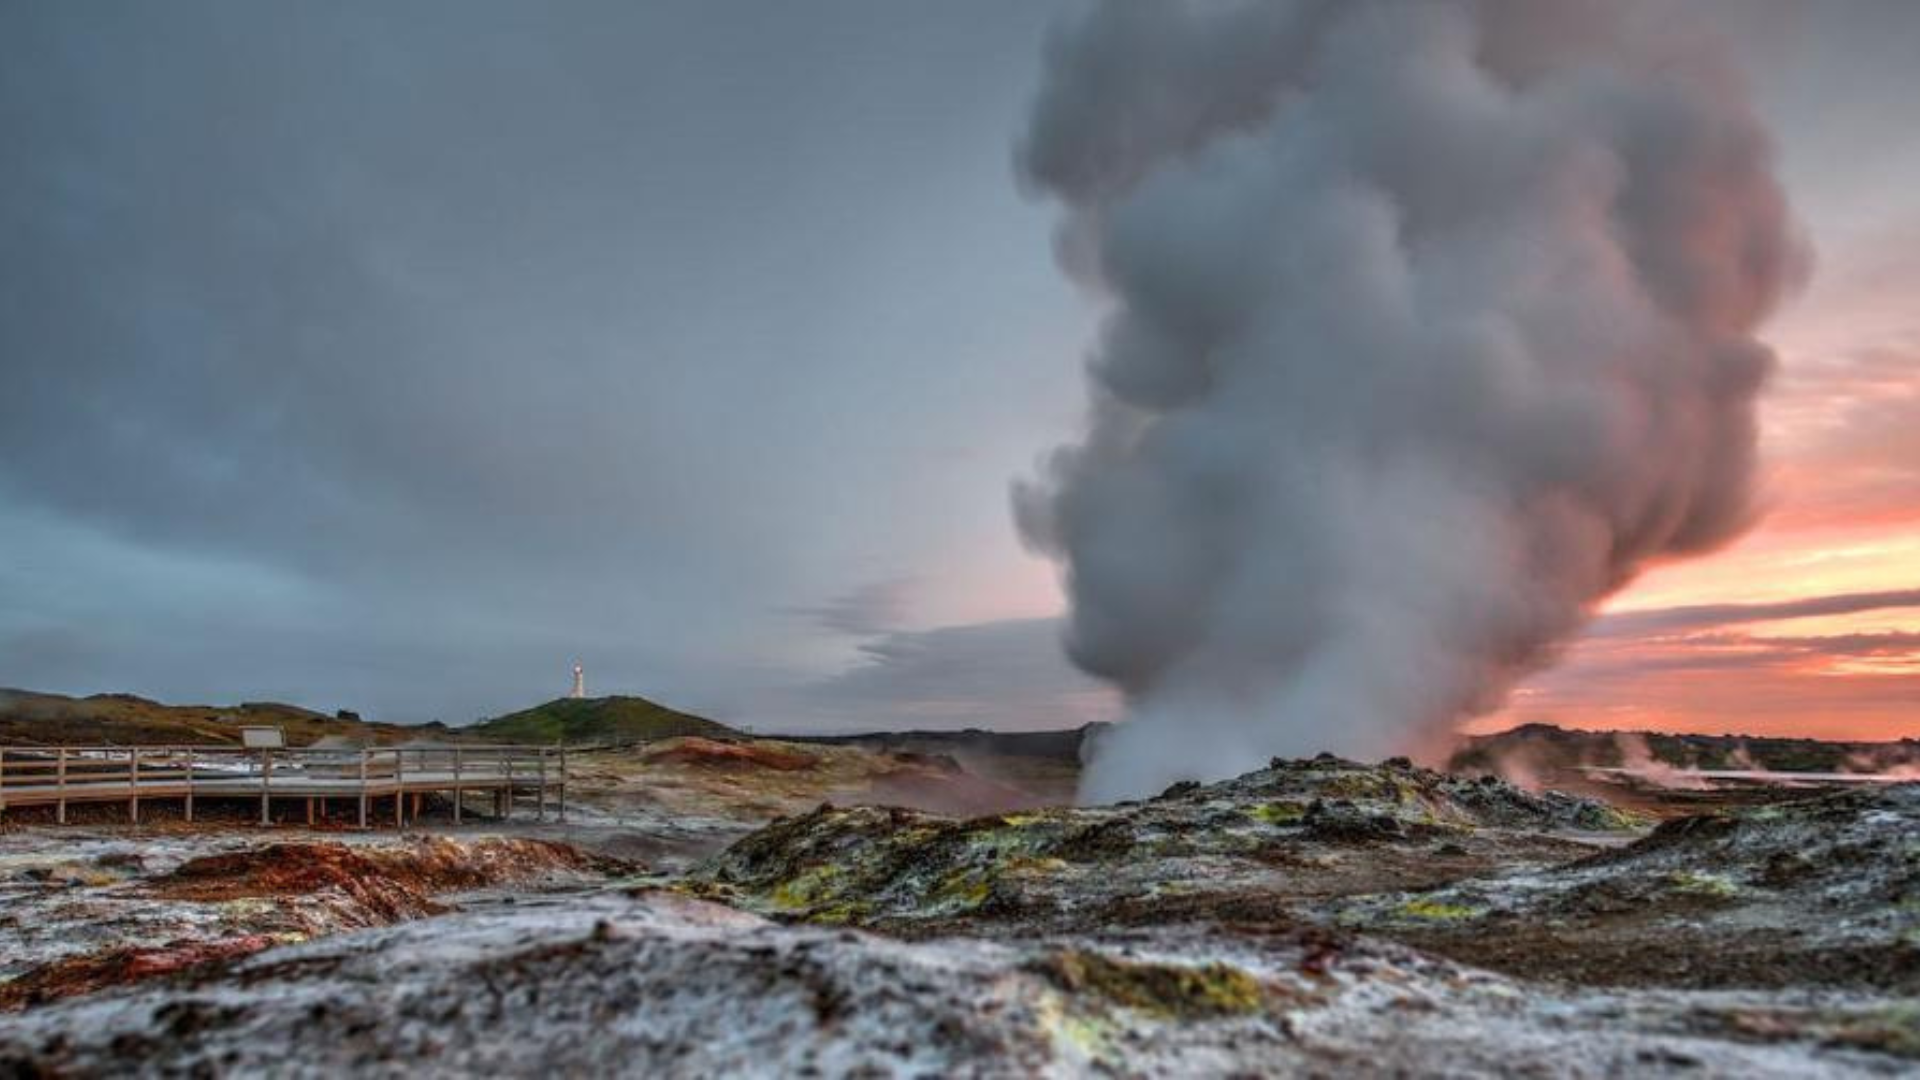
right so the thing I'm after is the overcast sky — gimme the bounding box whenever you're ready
[3,2,1918,737]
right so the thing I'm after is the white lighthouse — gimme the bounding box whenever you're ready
[570,662,586,699]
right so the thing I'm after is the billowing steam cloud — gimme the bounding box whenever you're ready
[1013,0,1802,803]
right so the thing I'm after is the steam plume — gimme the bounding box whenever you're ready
[1013,0,1802,803]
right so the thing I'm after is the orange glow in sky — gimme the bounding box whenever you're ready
[1482,272,1920,741]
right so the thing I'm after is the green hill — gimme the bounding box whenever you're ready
[468,695,733,746]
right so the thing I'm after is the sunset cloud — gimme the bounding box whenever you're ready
[1488,587,1920,740]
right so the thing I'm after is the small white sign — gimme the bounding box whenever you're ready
[240,726,286,749]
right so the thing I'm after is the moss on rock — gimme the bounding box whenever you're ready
[1393,897,1487,922]
[1246,802,1308,826]
[1031,949,1265,1019]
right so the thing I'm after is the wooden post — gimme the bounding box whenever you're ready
[536,750,547,821]
[56,748,67,825]
[306,797,316,827]
[129,749,140,824]
[357,750,369,829]
[0,747,7,819]
[452,747,463,825]
[184,748,195,823]
[260,748,273,826]
[394,749,405,831]
[558,745,567,823]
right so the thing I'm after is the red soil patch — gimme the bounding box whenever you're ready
[146,838,610,919]
[642,738,818,772]
[147,843,447,922]
[0,936,277,1011]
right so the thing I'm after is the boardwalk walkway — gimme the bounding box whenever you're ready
[0,745,565,828]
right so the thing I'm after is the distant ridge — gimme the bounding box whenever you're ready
[1452,722,1920,776]
[0,688,431,746]
[785,723,1103,763]
[468,695,733,746]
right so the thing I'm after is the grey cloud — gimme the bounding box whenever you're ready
[1518,593,1920,718]
[0,1,1072,724]
[1594,589,1920,639]
[795,617,1113,733]
[785,578,919,638]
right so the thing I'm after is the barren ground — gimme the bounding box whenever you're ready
[1,741,1916,1076]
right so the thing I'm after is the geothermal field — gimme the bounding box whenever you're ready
[3,694,1920,1076]
[5,0,1920,1076]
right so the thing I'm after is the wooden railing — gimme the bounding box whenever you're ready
[0,744,565,828]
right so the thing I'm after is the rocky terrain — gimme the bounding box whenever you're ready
[1338,784,1920,991]
[1,748,1917,1075]
[690,755,1641,935]
[1,891,1909,1078]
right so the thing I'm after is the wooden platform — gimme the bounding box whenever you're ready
[0,744,565,828]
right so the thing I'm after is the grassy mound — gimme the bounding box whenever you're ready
[469,695,733,746]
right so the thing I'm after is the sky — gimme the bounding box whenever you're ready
[1,1,1916,742]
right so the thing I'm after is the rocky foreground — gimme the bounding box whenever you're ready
[1,892,1908,1078]
[1,756,1917,1076]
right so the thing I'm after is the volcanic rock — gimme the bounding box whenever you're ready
[0,893,1907,1078]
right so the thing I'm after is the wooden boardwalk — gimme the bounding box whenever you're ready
[0,744,565,828]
